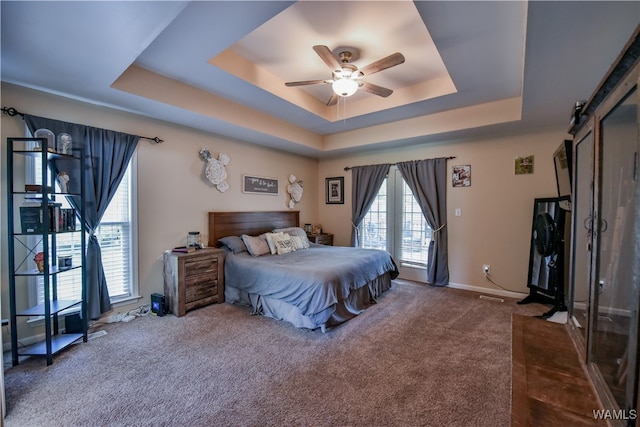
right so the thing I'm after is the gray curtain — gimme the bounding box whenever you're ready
[350,164,391,246]
[397,158,449,286]
[24,114,140,319]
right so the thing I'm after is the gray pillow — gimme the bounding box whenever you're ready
[218,236,247,254]
[241,234,271,257]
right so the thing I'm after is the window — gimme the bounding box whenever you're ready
[359,167,431,276]
[28,147,138,308]
[399,178,431,267]
[359,178,387,251]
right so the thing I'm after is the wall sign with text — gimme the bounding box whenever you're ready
[242,175,279,195]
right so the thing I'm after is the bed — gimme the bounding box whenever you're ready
[208,211,398,331]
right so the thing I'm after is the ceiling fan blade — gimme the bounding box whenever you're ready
[313,45,342,73]
[285,79,327,87]
[360,82,393,98]
[326,93,339,106]
[358,52,405,76]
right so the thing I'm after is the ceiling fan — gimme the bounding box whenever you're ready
[285,45,405,106]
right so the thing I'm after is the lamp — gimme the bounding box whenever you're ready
[332,78,358,97]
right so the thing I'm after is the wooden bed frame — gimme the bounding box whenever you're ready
[208,211,300,247]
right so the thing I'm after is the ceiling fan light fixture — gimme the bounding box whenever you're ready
[332,78,358,97]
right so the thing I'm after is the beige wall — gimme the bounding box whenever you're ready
[317,129,570,296]
[0,83,319,343]
[1,81,571,345]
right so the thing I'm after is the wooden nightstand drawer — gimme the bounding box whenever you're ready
[185,275,218,302]
[184,258,218,277]
[163,248,225,316]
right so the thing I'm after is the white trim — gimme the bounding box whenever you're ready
[573,301,632,318]
[3,332,47,353]
[597,306,632,318]
[128,151,140,301]
[447,281,528,300]
[110,294,143,307]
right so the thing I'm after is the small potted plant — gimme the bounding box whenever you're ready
[34,252,45,272]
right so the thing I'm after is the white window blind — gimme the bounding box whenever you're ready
[399,178,431,267]
[360,177,388,251]
[359,168,431,267]
[29,148,136,307]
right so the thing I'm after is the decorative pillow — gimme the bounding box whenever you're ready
[291,235,309,250]
[272,227,310,247]
[264,232,285,255]
[241,234,271,257]
[271,233,296,255]
[218,236,247,254]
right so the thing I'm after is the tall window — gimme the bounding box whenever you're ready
[29,149,137,307]
[359,167,431,270]
[359,178,387,251]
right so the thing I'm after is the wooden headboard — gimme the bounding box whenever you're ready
[208,211,300,247]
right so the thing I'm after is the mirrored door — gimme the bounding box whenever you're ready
[591,86,638,410]
[570,130,594,344]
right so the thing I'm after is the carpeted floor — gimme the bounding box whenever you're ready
[3,281,548,427]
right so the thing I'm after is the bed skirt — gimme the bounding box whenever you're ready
[225,272,393,332]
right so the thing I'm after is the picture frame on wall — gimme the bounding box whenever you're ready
[242,175,279,195]
[325,177,344,204]
[452,165,471,187]
[515,155,535,175]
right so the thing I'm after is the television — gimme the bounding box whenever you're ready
[553,140,573,210]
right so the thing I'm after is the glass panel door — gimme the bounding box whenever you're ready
[570,130,594,343]
[592,86,638,409]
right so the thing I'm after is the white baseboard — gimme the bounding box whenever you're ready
[3,332,46,353]
[573,301,632,318]
[447,281,528,301]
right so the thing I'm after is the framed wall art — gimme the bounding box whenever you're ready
[515,155,535,175]
[242,175,278,195]
[325,177,344,204]
[452,165,471,187]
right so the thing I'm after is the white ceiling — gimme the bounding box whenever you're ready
[1,1,639,158]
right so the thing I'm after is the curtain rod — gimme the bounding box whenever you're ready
[343,156,456,171]
[1,106,164,144]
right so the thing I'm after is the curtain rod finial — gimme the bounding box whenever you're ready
[1,107,24,118]
[140,136,163,144]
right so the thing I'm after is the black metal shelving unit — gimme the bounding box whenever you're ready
[6,137,87,366]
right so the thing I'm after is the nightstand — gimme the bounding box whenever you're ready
[163,247,224,316]
[308,233,333,246]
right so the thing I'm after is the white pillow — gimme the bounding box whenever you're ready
[265,232,285,255]
[291,235,309,250]
[272,227,310,247]
[271,233,296,255]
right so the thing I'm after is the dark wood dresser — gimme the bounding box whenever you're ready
[163,248,224,317]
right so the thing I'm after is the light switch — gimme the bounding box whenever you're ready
[455,208,461,217]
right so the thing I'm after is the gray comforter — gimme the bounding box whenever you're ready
[224,244,398,317]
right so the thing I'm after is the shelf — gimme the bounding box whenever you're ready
[7,137,87,366]
[14,265,82,276]
[17,299,82,317]
[13,229,79,236]
[18,333,83,357]
[12,149,79,160]
[13,191,81,196]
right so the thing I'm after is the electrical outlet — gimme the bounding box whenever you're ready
[483,264,490,276]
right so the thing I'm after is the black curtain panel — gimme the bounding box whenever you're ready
[397,158,449,286]
[25,114,140,319]
[350,164,390,247]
